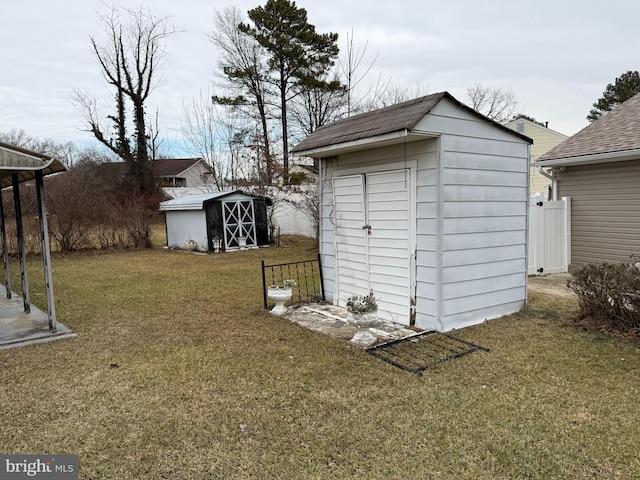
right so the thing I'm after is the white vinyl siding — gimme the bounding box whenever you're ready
[414,142,439,329]
[318,97,529,332]
[505,118,568,194]
[416,101,528,330]
[331,169,413,325]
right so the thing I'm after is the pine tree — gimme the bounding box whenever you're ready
[240,0,340,182]
[587,70,640,122]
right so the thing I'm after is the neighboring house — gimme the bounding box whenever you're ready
[154,158,214,187]
[536,91,640,269]
[288,164,319,184]
[292,92,532,332]
[505,116,568,195]
[97,158,214,188]
[159,191,271,252]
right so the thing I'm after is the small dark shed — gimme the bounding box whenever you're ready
[159,191,271,252]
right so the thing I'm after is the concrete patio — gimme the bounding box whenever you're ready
[280,302,421,346]
[276,274,574,346]
[0,293,76,350]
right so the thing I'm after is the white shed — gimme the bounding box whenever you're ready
[292,92,532,331]
[159,191,271,252]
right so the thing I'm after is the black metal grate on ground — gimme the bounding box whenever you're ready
[366,331,489,376]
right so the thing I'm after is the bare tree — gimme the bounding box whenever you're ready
[209,7,276,183]
[359,82,430,112]
[74,5,176,193]
[240,0,341,182]
[0,129,78,167]
[337,29,381,116]
[466,84,519,123]
[289,70,346,138]
[182,90,230,190]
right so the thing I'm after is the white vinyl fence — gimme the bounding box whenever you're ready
[528,193,571,275]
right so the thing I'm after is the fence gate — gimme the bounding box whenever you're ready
[528,193,571,275]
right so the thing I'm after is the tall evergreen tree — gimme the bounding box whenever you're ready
[240,0,340,181]
[588,70,640,122]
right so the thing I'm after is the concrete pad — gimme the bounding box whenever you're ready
[280,303,419,346]
[0,294,76,350]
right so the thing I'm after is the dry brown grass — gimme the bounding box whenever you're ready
[1,237,639,479]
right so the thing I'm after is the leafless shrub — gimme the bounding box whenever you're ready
[297,186,319,244]
[119,198,153,249]
[567,257,640,336]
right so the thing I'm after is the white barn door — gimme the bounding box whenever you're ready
[333,170,412,325]
[223,200,256,249]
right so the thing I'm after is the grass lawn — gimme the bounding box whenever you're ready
[1,235,639,479]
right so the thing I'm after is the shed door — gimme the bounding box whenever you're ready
[333,169,412,325]
[223,200,256,249]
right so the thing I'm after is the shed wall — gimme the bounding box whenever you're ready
[417,101,529,330]
[165,210,208,251]
[557,160,640,268]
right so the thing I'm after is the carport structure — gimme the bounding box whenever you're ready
[0,142,73,349]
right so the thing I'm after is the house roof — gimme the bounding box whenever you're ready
[159,190,272,211]
[537,92,640,166]
[97,158,211,179]
[0,141,67,188]
[291,91,531,157]
[153,158,209,177]
[505,117,568,140]
[290,164,318,175]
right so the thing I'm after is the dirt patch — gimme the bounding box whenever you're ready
[528,273,575,298]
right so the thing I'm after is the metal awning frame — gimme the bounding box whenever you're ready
[0,142,66,333]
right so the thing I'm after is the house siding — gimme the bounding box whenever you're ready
[505,119,567,195]
[182,162,211,187]
[557,160,640,268]
[417,100,529,330]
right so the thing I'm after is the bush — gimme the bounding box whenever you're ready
[567,258,640,336]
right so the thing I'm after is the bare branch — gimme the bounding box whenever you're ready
[466,84,519,123]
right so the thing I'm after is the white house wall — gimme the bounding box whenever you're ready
[416,100,529,330]
[165,210,208,251]
[182,162,212,187]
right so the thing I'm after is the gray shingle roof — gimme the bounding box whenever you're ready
[539,92,640,161]
[292,91,530,154]
[292,92,448,153]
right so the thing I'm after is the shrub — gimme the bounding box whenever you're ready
[567,258,640,336]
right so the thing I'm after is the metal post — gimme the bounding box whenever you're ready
[36,171,57,333]
[317,253,325,301]
[261,259,268,310]
[12,174,29,313]
[0,192,11,298]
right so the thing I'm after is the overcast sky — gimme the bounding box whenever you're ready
[2,0,638,156]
